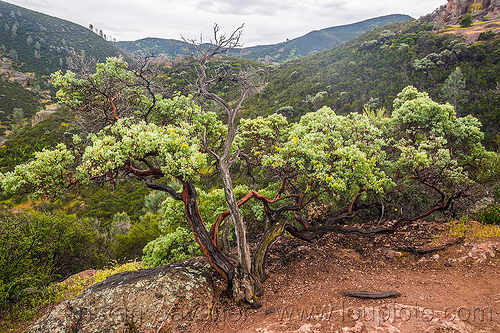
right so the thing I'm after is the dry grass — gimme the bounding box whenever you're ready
[58,260,144,297]
[448,217,500,240]
[92,261,143,284]
[440,18,500,41]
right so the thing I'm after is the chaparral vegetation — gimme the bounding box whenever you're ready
[0,50,494,306]
[1,3,500,330]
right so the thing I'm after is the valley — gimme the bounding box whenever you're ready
[1,0,500,332]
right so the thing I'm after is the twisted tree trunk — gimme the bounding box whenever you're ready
[180,181,235,290]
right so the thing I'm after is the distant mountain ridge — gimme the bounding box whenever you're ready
[117,14,413,63]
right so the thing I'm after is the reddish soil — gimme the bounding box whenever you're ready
[442,18,500,42]
[198,220,500,332]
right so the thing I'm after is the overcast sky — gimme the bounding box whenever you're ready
[4,0,445,46]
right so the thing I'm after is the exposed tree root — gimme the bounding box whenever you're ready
[340,290,402,299]
[398,237,464,255]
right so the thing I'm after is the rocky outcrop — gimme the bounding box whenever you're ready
[0,57,35,86]
[447,0,500,20]
[31,105,58,126]
[433,0,500,26]
[28,257,215,333]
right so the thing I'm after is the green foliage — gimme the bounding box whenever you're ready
[0,210,110,318]
[2,58,234,269]
[1,58,228,200]
[363,105,387,122]
[494,184,500,202]
[240,86,488,221]
[143,190,169,214]
[477,30,497,41]
[77,118,208,181]
[0,143,75,197]
[0,0,123,75]
[460,13,473,28]
[262,108,390,203]
[469,150,500,184]
[8,48,17,60]
[442,67,468,113]
[142,227,199,267]
[0,211,116,329]
[113,213,161,262]
[0,79,41,129]
[110,212,131,238]
[390,86,484,185]
[476,204,500,225]
[0,113,73,202]
[64,181,149,224]
[275,105,296,119]
[12,107,23,126]
[242,20,500,148]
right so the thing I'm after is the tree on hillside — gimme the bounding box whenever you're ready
[0,50,491,309]
[9,49,18,61]
[11,23,17,37]
[182,24,268,305]
[442,67,468,114]
[11,108,24,132]
[460,13,473,28]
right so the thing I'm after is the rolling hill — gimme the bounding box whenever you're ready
[242,18,500,147]
[117,14,413,63]
[0,0,126,131]
[0,0,123,75]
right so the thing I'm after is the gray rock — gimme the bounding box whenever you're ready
[31,109,56,126]
[28,257,214,333]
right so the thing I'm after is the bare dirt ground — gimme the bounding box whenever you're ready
[198,220,500,333]
[9,220,500,332]
[442,18,500,41]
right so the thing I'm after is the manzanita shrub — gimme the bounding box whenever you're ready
[0,57,493,304]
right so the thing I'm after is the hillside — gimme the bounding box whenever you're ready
[116,14,413,63]
[230,14,413,63]
[243,19,500,148]
[0,76,40,132]
[2,3,500,332]
[0,0,126,137]
[117,38,199,60]
[0,0,123,75]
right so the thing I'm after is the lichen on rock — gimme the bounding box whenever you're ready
[28,257,214,333]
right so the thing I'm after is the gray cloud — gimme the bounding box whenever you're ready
[3,0,445,45]
[195,0,300,15]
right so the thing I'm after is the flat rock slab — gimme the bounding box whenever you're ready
[28,257,214,333]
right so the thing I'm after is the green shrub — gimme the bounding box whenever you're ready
[113,213,161,262]
[478,30,496,41]
[142,227,200,267]
[460,13,473,28]
[494,184,500,202]
[0,210,111,322]
[477,204,500,225]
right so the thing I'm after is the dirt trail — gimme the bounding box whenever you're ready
[442,18,500,41]
[198,221,500,332]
